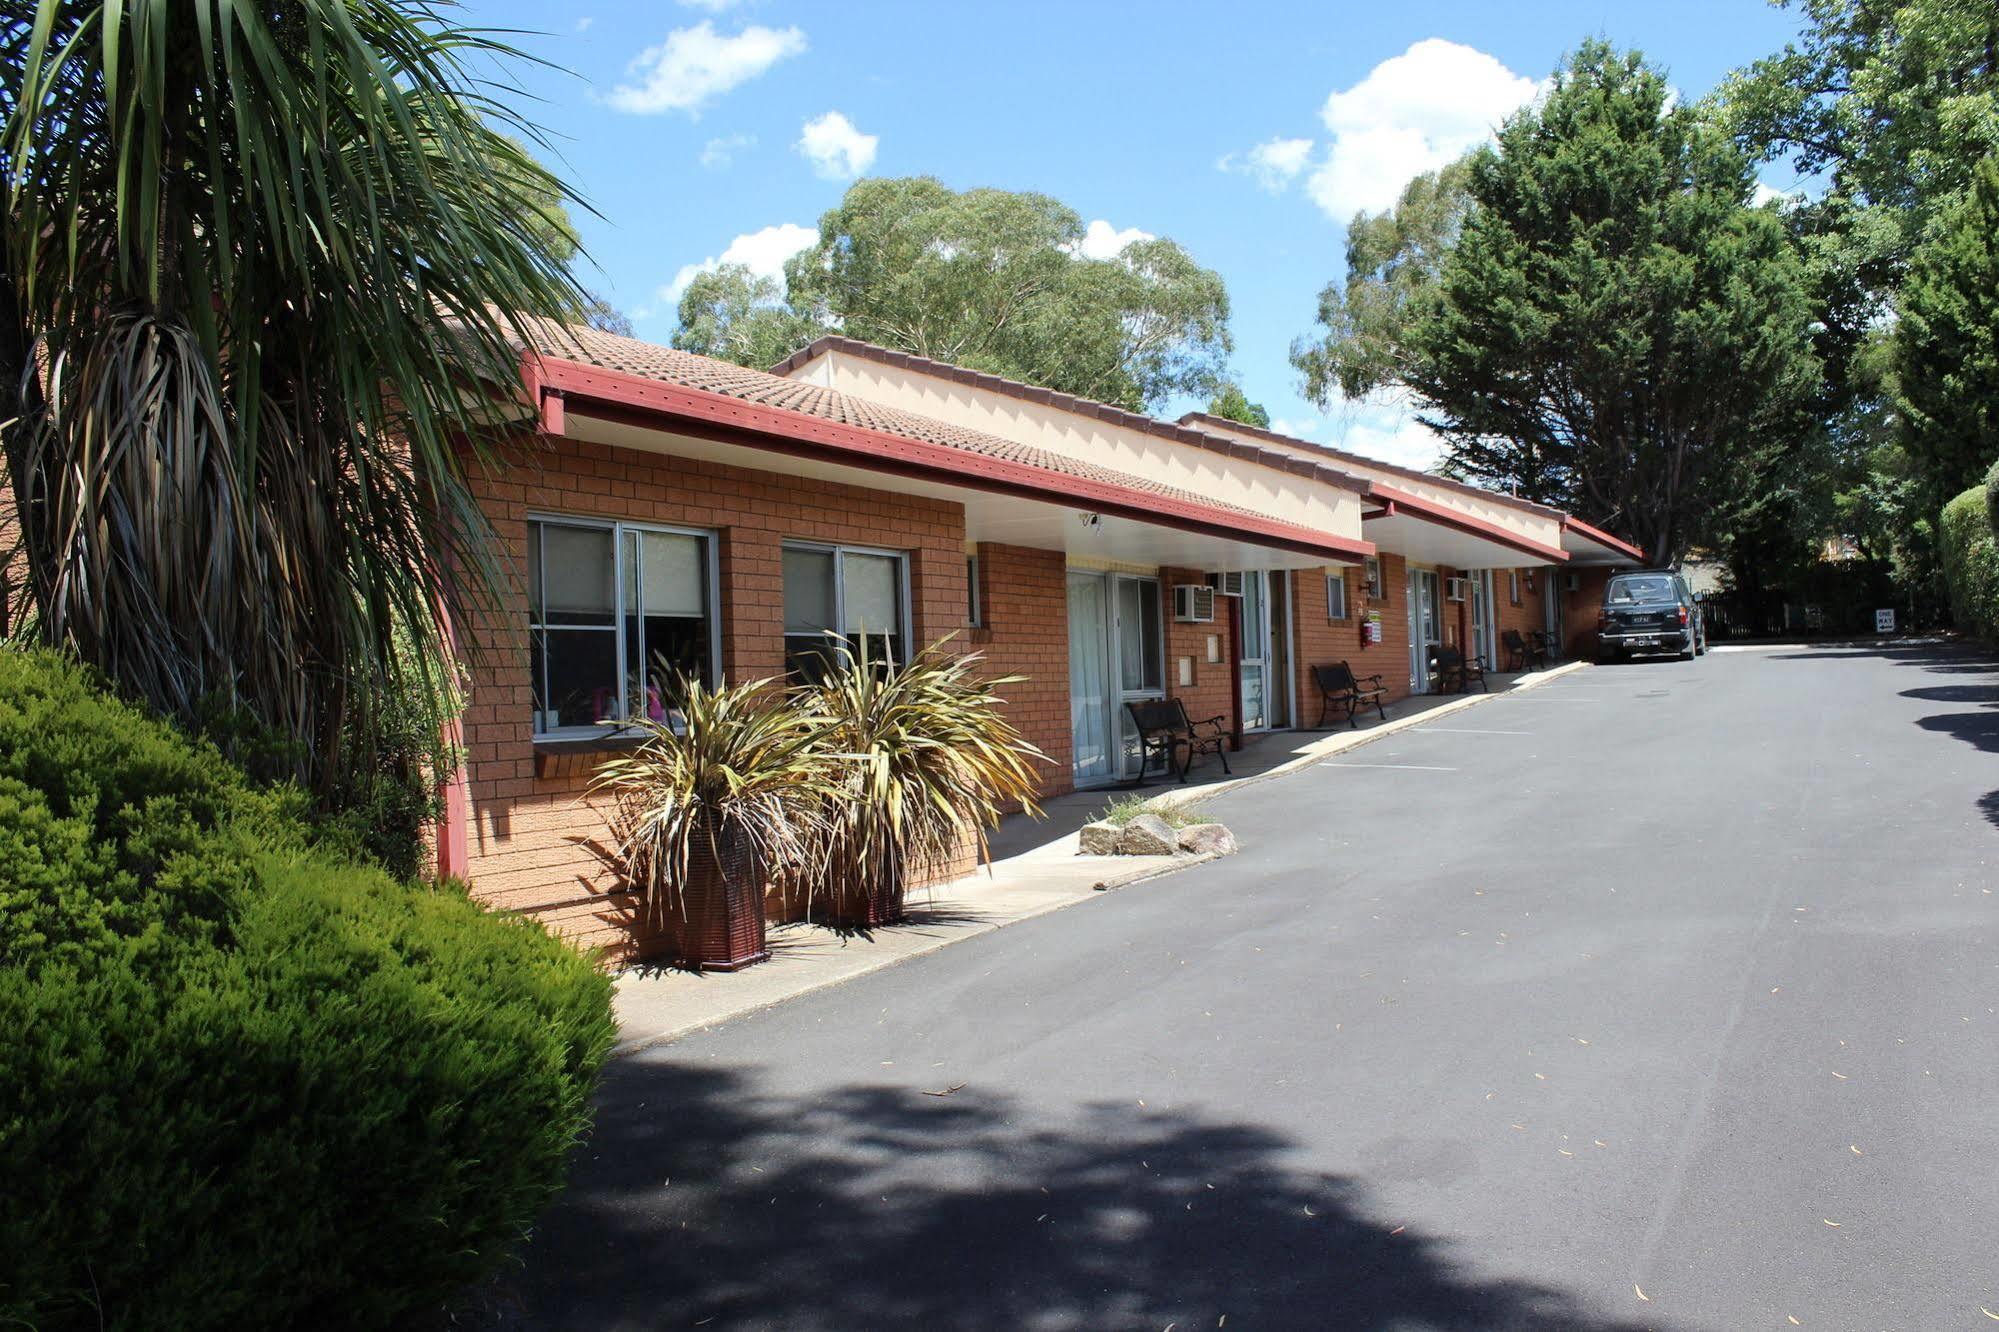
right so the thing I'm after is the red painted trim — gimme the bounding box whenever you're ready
[1562,516,1646,562]
[1361,483,1571,564]
[528,354,1377,565]
[772,336,1377,497]
[433,592,470,883]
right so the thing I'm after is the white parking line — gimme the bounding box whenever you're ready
[1324,762,1459,771]
[1416,727,1531,735]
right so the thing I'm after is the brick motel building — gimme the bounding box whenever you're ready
[427,325,1644,956]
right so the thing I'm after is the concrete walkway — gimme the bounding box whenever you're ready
[611,660,1587,1053]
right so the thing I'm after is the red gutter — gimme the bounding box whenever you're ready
[524,354,1376,565]
[1362,482,1571,564]
[1562,516,1646,563]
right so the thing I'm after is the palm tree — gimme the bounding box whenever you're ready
[0,1,587,794]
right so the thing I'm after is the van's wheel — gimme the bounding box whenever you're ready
[1680,634,1697,661]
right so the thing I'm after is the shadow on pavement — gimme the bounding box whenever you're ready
[471,1060,1671,1332]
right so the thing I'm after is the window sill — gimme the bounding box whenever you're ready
[532,730,647,780]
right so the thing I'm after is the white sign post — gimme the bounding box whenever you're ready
[1875,608,1897,635]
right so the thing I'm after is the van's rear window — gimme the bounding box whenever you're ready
[1608,576,1675,603]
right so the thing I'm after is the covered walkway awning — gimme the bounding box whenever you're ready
[1363,483,1570,568]
[524,351,1373,571]
[1561,517,1647,566]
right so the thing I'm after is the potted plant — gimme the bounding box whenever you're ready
[593,675,826,969]
[806,636,1047,929]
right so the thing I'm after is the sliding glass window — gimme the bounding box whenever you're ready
[783,543,909,681]
[528,517,716,735]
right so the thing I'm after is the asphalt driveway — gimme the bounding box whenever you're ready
[496,641,1999,1331]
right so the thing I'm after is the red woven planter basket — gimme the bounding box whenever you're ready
[659,824,768,971]
[823,857,907,930]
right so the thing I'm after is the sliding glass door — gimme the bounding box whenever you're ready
[1067,571,1164,786]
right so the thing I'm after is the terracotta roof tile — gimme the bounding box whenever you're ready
[1177,410,1570,521]
[766,335,1375,497]
[518,321,1270,520]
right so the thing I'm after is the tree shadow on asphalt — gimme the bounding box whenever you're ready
[474,1058,1670,1332]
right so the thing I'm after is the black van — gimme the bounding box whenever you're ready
[1597,570,1705,661]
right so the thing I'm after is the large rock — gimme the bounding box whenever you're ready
[1176,822,1238,856]
[1078,819,1122,856]
[1115,812,1180,857]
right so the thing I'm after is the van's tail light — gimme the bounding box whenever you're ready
[1676,606,1690,626]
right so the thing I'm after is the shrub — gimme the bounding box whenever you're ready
[1939,484,1999,644]
[0,649,614,1329]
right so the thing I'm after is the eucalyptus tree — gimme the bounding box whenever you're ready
[1291,154,1476,406]
[1,1,587,794]
[676,176,1234,410]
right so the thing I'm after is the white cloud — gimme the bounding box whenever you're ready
[575,16,594,32]
[606,22,806,115]
[1752,180,1802,209]
[1219,136,1315,192]
[700,132,756,168]
[1305,38,1542,221]
[1329,402,1447,471]
[679,0,744,9]
[796,111,878,180]
[1068,219,1156,261]
[660,221,818,306]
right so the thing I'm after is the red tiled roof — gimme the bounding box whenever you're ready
[768,335,1375,497]
[514,321,1374,564]
[1176,410,1570,521]
[521,321,1273,518]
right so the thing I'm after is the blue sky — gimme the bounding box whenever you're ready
[470,0,1805,468]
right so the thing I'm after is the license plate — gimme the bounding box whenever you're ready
[1631,636,1655,646]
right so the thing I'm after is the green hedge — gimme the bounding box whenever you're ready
[0,650,615,1329]
[1940,483,1999,644]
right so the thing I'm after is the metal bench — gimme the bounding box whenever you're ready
[1430,645,1489,694]
[1312,661,1389,729]
[1502,628,1545,672]
[1124,698,1230,783]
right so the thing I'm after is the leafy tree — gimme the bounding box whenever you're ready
[1896,154,1999,507]
[753,176,1231,411]
[1392,43,1822,565]
[1720,0,1999,256]
[1292,155,1475,404]
[487,132,633,335]
[0,1,587,793]
[1205,383,1270,428]
[673,264,822,367]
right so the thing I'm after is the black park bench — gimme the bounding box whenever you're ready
[1430,645,1489,695]
[1124,698,1231,783]
[1502,629,1546,672]
[1312,661,1389,729]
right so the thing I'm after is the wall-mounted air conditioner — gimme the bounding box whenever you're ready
[1445,576,1468,603]
[1173,584,1216,623]
[1208,571,1247,597]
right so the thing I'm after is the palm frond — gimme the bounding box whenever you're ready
[2,1,591,788]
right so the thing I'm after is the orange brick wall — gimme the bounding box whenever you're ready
[1491,568,1543,668]
[1162,565,1241,737]
[456,433,972,957]
[1289,553,1417,712]
[970,542,1073,799]
[1560,566,1613,659]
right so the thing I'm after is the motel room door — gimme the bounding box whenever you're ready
[1067,572,1116,785]
[1067,571,1166,786]
[1236,570,1293,731]
[1407,568,1442,690]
